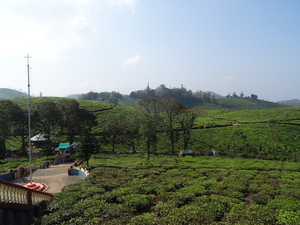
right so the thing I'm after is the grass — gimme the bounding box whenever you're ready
[0,155,57,173]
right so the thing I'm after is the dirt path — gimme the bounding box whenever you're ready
[10,163,84,194]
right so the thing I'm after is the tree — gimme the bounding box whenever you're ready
[0,103,11,159]
[57,99,82,150]
[138,98,163,158]
[251,94,258,99]
[155,84,169,98]
[110,91,122,99]
[104,115,123,153]
[37,100,61,158]
[77,125,98,167]
[119,115,141,153]
[0,100,28,155]
[139,112,162,159]
[178,110,204,150]
[232,92,238,98]
[160,98,184,154]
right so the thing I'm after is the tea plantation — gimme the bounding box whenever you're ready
[31,154,300,224]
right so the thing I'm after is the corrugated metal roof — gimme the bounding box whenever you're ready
[31,133,54,141]
[58,143,77,149]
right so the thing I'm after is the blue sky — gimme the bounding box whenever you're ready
[0,0,299,102]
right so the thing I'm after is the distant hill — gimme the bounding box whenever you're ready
[215,97,288,110]
[66,94,80,99]
[277,99,300,107]
[119,96,288,110]
[0,88,28,100]
[207,91,224,98]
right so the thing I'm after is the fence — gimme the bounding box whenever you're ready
[0,179,53,211]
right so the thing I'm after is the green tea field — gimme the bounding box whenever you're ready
[32,154,300,224]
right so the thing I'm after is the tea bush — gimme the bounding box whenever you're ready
[32,154,300,224]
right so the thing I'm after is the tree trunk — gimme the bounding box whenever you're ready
[131,139,136,153]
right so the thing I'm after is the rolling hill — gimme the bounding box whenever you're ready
[0,87,290,110]
[277,99,300,107]
[118,97,288,110]
[7,96,300,162]
[0,88,28,99]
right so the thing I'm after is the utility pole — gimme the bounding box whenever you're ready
[24,54,32,183]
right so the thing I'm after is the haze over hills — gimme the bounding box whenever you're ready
[0,88,28,99]
[277,99,300,107]
[0,87,298,109]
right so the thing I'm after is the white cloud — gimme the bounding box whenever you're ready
[224,76,234,81]
[122,52,141,67]
[106,0,139,12]
[0,0,96,60]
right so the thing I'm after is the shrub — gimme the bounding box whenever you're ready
[129,213,157,225]
[62,179,92,193]
[251,192,273,205]
[224,204,275,224]
[152,202,177,216]
[177,184,207,196]
[117,194,155,211]
[48,192,82,211]
[160,205,213,225]
[210,194,242,209]
[156,192,195,207]
[202,202,227,221]
[267,195,300,211]
[82,187,106,198]
[276,210,300,225]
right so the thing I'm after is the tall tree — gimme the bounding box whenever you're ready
[0,100,28,154]
[120,115,141,153]
[0,103,11,159]
[104,115,123,153]
[178,110,204,150]
[57,99,82,148]
[37,100,61,157]
[139,112,162,159]
[139,98,162,158]
[77,125,98,167]
[160,98,184,154]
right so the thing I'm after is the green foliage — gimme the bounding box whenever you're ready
[5,96,300,162]
[160,205,213,225]
[224,204,276,224]
[0,88,28,99]
[30,155,300,224]
[276,210,300,225]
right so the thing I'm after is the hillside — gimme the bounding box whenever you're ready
[277,99,300,107]
[215,97,288,110]
[8,97,300,162]
[0,87,291,110]
[0,88,28,99]
[118,97,288,110]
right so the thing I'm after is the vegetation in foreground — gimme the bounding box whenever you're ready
[31,154,300,225]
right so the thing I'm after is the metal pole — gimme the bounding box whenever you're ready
[24,54,32,183]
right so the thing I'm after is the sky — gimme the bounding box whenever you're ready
[0,0,299,102]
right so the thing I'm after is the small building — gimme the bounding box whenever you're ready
[31,133,54,148]
[58,143,77,152]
